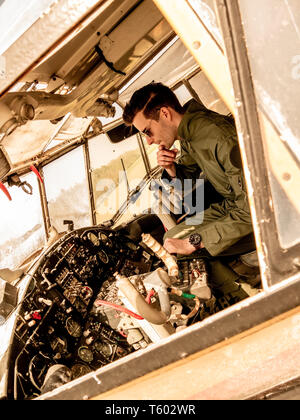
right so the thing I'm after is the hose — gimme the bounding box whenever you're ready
[115,272,170,325]
[94,299,144,320]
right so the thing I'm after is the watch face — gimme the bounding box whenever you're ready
[189,233,202,247]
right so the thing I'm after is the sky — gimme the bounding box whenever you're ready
[0,173,43,243]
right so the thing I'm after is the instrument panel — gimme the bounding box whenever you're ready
[7,223,213,400]
[10,227,154,400]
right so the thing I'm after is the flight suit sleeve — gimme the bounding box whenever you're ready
[194,138,253,256]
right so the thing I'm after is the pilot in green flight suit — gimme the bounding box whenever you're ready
[123,82,256,303]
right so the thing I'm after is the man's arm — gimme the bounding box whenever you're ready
[189,139,253,256]
[164,237,204,255]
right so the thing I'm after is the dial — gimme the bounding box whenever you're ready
[99,232,113,248]
[94,341,113,358]
[78,346,94,363]
[28,354,51,390]
[98,249,109,264]
[71,363,92,379]
[87,232,100,246]
[65,317,82,338]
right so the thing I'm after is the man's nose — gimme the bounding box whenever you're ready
[146,136,154,145]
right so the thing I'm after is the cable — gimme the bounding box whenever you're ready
[168,287,201,320]
[95,45,126,76]
[94,299,144,320]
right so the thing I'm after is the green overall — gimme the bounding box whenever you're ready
[163,100,255,301]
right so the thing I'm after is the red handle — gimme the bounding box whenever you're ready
[0,182,12,201]
[30,165,44,184]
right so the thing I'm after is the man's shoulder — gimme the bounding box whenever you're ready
[183,98,207,113]
[179,100,215,138]
[182,101,236,141]
[183,100,233,129]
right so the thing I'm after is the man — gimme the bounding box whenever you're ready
[123,82,256,302]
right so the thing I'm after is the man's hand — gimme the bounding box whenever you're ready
[157,145,178,177]
[164,237,203,255]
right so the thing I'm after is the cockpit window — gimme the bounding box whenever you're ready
[89,133,147,225]
[0,172,45,270]
[43,146,92,233]
[239,0,300,249]
[97,103,123,128]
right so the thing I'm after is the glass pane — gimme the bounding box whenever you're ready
[0,173,45,270]
[188,71,230,115]
[239,0,300,249]
[89,133,147,224]
[43,115,93,152]
[239,0,300,154]
[97,103,123,128]
[173,84,193,105]
[119,38,199,105]
[2,120,59,166]
[43,147,92,233]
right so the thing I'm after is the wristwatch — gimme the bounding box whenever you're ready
[189,233,202,250]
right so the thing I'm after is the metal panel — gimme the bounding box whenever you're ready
[0,145,11,180]
[0,0,56,56]
[37,272,300,400]
[0,0,110,96]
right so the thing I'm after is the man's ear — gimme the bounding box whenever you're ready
[160,106,172,121]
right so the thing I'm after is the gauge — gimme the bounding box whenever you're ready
[87,232,100,246]
[50,336,67,354]
[78,346,94,363]
[94,341,113,358]
[66,317,82,338]
[71,363,93,379]
[98,249,109,264]
[99,232,113,248]
[28,354,51,390]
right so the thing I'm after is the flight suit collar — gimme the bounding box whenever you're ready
[177,99,208,142]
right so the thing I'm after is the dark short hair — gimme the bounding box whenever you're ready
[123,82,184,125]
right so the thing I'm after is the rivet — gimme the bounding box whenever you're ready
[282,172,291,181]
[192,41,201,49]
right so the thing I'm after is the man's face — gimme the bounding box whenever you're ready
[132,108,177,150]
